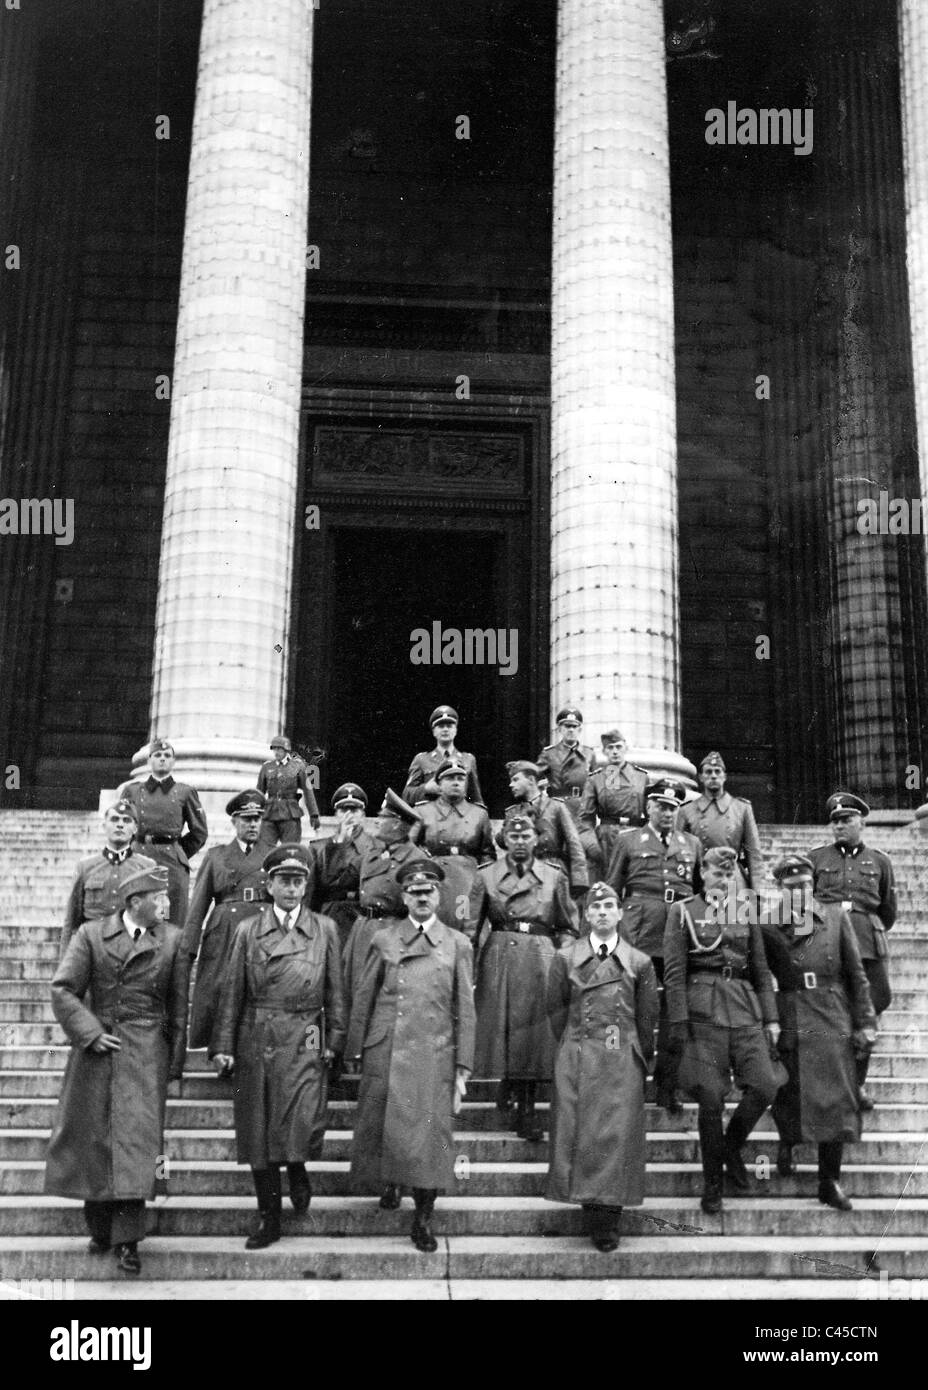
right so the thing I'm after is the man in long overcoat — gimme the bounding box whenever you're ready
[497,760,589,897]
[347,859,475,1253]
[182,789,269,1051]
[212,844,345,1249]
[546,882,659,1252]
[310,782,375,951]
[409,758,496,937]
[59,798,157,957]
[768,854,876,1211]
[44,864,188,1275]
[472,810,579,1140]
[536,705,597,825]
[117,736,208,930]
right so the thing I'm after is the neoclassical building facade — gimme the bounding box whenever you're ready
[2,0,928,820]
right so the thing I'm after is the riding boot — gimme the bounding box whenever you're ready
[818,1141,852,1210]
[516,1081,544,1141]
[411,1187,438,1252]
[245,1166,282,1249]
[723,1088,767,1192]
[698,1108,725,1214]
[287,1162,311,1214]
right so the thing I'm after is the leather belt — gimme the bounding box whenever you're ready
[358,906,391,919]
[689,966,747,982]
[626,888,690,905]
[493,923,555,938]
[218,889,260,904]
[142,834,179,845]
[324,891,358,902]
[251,998,314,1014]
[795,971,834,991]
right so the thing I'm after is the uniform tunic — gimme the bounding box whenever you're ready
[536,740,597,823]
[663,893,781,1108]
[45,914,189,1201]
[257,755,320,838]
[577,762,649,872]
[496,793,589,894]
[546,937,659,1207]
[59,847,157,959]
[181,840,269,1050]
[341,840,431,1030]
[606,824,701,959]
[212,904,345,1167]
[771,903,875,1144]
[675,792,764,888]
[347,917,475,1192]
[402,747,483,807]
[471,857,579,1079]
[410,796,496,939]
[810,840,896,1014]
[117,775,209,930]
[310,827,376,950]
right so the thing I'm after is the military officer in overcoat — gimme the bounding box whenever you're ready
[536,706,597,825]
[181,789,269,1051]
[676,751,764,889]
[498,760,589,897]
[605,779,702,1111]
[257,736,321,846]
[809,792,895,1110]
[577,729,649,876]
[117,737,208,931]
[310,783,375,951]
[663,846,783,1214]
[211,844,345,1249]
[768,854,876,1211]
[347,859,475,1253]
[473,810,580,1140]
[409,758,496,938]
[59,799,157,958]
[546,882,659,1252]
[45,864,189,1275]
[402,705,483,806]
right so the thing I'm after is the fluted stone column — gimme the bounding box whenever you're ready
[550,0,687,779]
[144,0,314,794]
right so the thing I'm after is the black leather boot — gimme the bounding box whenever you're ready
[114,1241,141,1274]
[585,1204,622,1253]
[818,1142,852,1210]
[287,1162,311,1214]
[379,1184,402,1210]
[777,1141,797,1177]
[723,1089,767,1192]
[516,1082,544,1141]
[246,1167,282,1249]
[411,1188,438,1252]
[698,1109,725,1214]
[495,1078,514,1119]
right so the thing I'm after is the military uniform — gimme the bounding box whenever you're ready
[181,840,269,1050]
[809,841,895,1014]
[402,747,482,806]
[117,775,208,931]
[676,792,764,888]
[60,846,157,959]
[257,752,320,845]
[578,762,649,874]
[606,824,701,960]
[341,838,431,1028]
[536,739,597,824]
[496,792,589,894]
[311,828,375,948]
[410,795,496,938]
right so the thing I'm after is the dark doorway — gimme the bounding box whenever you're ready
[296,524,533,815]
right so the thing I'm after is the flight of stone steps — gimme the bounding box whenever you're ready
[0,810,926,1299]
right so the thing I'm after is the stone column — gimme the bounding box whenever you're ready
[144,0,313,796]
[550,0,688,779]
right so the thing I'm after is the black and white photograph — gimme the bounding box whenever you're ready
[0,0,926,1333]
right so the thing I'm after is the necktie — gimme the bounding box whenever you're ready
[661,833,669,849]
[244,845,252,856]
[598,943,609,959]
[133,927,142,942]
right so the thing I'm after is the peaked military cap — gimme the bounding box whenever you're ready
[149,736,174,755]
[269,735,291,752]
[263,843,313,877]
[772,852,815,883]
[587,881,620,904]
[600,728,626,745]
[704,845,738,869]
[332,782,367,810]
[429,705,459,727]
[104,798,139,823]
[506,759,543,778]
[226,789,267,818]
[120,863,170,902]
[555,706,583,724]
[502,808,535,835]
[378,788,422,824]
[826,791,870,821]
[700,751,727,771]
[396,857,445,887]
[436,758,469,781]
[646,777,687,806]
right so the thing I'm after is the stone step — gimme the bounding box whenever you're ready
[2,1233,926,1281]
[4,1159,924,1198]
[4,1095,928,1135]
[4,1126,926,1166]
[3,1194,928,1239]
